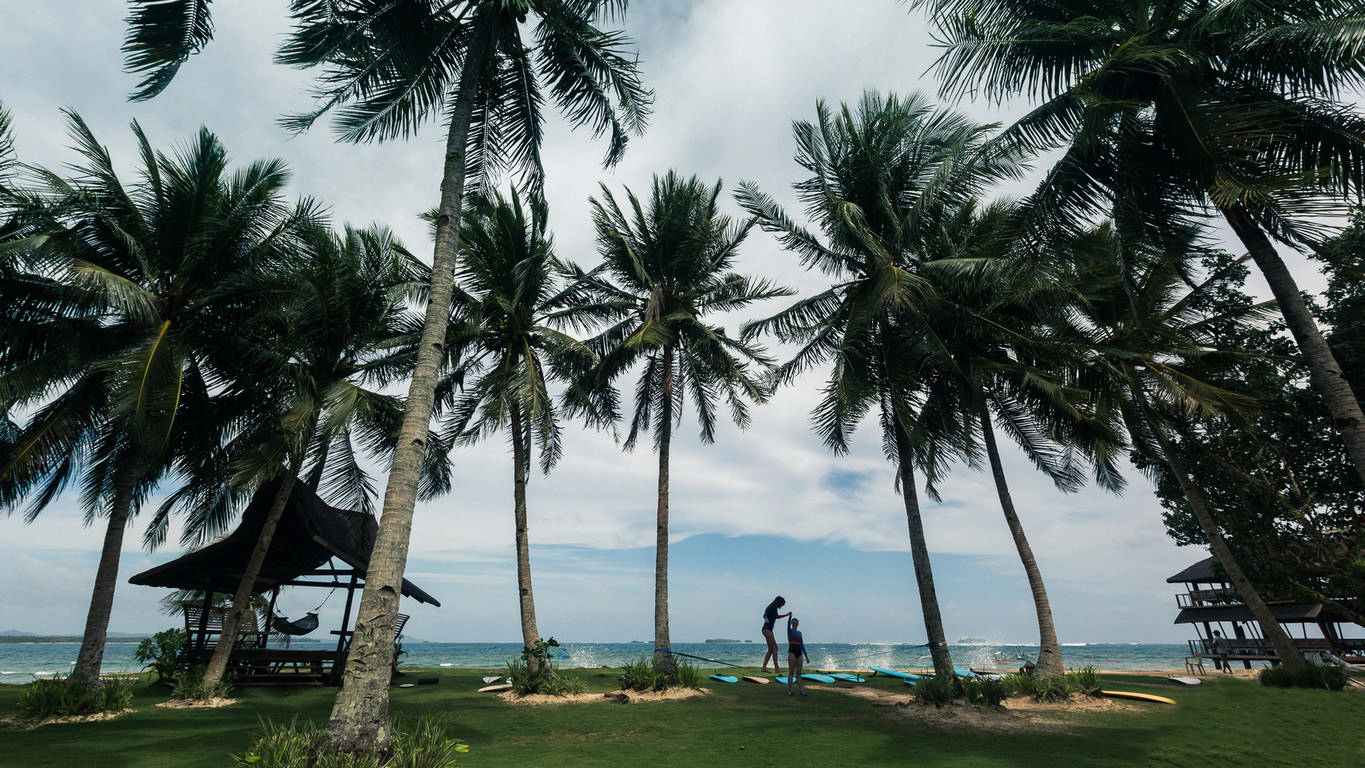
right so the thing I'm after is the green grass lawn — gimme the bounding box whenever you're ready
[2,669,1362,767]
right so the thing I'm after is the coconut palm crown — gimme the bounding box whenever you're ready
[914,0,1365,489]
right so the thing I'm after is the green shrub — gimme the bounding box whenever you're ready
[505,637,583,695]
[234,716,468,767]
[620,657,669,692]
[676,660,701,689]
[912,675,960,707]
[1002,672,1037,698]
[16,674,133,718]
[1259,663,1348,691]
[1033,676,1072,702]
[171,665,232,701]
[1066,665,1102,696]
[134,628,186,685]
[962,676,1008,706]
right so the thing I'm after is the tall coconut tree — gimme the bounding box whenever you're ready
[915,0,1365,490]
[738,91,1025,682]
[1056,222,1309,670]
[584,171,788,681]
[911,202,1124,680]
[124,1,650,752]
[0,113,308,689]
[183,222,446,696]
[435,189,598,674]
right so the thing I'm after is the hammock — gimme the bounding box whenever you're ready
[271,611,319,636]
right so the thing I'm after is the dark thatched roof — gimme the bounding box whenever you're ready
[1166,556,1222,584]
[129,475,440,606]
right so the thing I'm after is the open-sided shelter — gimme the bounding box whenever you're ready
[129,475,440,683]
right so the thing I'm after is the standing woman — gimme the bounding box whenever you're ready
[760,596,790,673]
[787,616,809,696]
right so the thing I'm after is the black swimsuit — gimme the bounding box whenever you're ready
[762,601,781,632]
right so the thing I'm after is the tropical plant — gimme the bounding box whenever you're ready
[910,202,1121,680]
[915,0,1365,489]
[123,3,650,752]
[583,171,788,681]
[134,628,187,686]
[184,222,445,697]
[1056,222,1309,671]
[0,113,311,691]
[737,91,1022,681]
[436,190,598,671]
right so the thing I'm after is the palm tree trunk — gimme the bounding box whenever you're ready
[1222,205,1365,491]
[1140,399,1308,671]
[653,345,677,681]
[509,402,541,673]
[70,457,139,689]
[891,418,955,681]
[980,408,1064,679]
[199,466,301,695]
[315,8,496,759]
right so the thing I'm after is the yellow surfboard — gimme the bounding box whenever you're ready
[1100,690,1176,705]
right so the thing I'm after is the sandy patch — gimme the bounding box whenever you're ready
[830,685,1143,734]
[155,697,239,709]
[500,687,707,706]
[0,709,132,731]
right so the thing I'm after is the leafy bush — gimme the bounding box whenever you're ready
[675,659,701,689]
[134,628,186,685]
[1260,664,1348,691]
[1033,676,1072,702]
[17,674,133,718]
[1066,665,1102,696]
[234,716,468,767]
[912,675,960,707]
[171,665,232,701]
[1002,672,1037,698]
[620,657,669,692]
[505,637,582,695]
[962,676,1008,706]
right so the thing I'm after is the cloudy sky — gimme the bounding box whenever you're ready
[0,0,1252,648]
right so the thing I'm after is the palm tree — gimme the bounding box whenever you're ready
[0,114,308,689]
[1056,222,1309,670]
[737,91,1023,682]
[186,222,444,696]
[915,0,1365,490]
[123,2,650,750]
[912,203,1123,680]
[436,189,597,672]
[584,171,788,680]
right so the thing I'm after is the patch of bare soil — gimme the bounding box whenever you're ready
[831,685,1138,734]
[0,709,132,732]
[501,687,707,706]
[155,697,238,709]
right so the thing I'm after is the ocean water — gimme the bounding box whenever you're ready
[0,640,1191,685]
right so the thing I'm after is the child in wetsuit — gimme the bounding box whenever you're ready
[787,616,810,696]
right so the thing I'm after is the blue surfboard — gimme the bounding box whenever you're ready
[776,676,792,684]
[869,666,921,680]
[709,674,739,684]
[801,673,837,684]
[828,673,865,683]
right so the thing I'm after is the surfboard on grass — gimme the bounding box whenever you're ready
[801,673,836,684]
[1167,676,1201,685]
[478,683,514,693]
[869,666,921,680]
[742,675,769,684]
[828,673,865,683]
[1101,690,1176,704]
[709,674,739,684]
